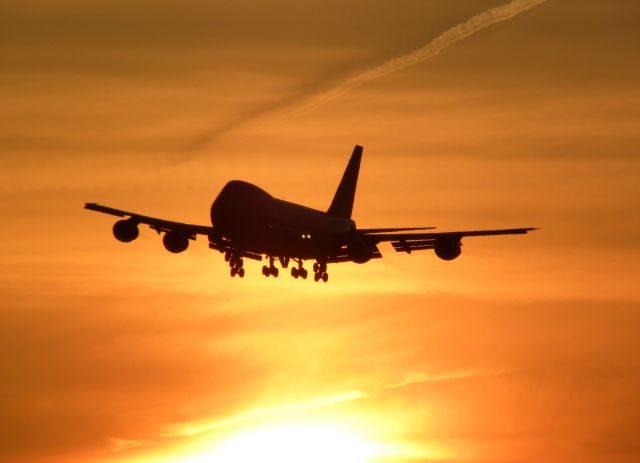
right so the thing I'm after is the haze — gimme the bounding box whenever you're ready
[1,1,639,462]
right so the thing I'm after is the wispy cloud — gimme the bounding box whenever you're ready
[158,368,516,441]
[160,390,367,438]
[383,368,519,390]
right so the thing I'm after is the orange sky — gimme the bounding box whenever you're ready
[1,1,640,462]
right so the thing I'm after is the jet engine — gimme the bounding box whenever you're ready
[163,231,189,253]
[113,220,139,242]
[434,237,462,261]
[347,238,376,264]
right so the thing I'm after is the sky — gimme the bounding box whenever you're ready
[1,0,639,462]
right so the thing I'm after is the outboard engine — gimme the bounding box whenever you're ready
[434,237,462,261]
[113,220,139,243]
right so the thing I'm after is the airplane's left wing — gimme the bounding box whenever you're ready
[85,202,213,253]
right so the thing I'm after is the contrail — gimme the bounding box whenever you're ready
[188,0,549,149]
[292,0,550,115]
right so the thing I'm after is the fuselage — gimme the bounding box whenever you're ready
[210,180,355,258]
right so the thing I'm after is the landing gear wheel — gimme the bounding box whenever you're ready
[313,262,319,273]
[238,268,245,278]
[300,268,308,279]
[262,265,270,277]
[272,267,279,278]
[224,252,231,262]
[230,267,237,277]
[322,272,328,283]
[314,272,320,282]
[291,267,299,279]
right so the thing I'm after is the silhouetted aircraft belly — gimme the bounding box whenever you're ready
[85,145,537,282]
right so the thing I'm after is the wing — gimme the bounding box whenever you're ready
[359,227,538,254]
[85,203,213,238]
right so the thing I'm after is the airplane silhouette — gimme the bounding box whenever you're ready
[85,145,536,282]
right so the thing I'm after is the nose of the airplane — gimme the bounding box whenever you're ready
[210,186,230,228]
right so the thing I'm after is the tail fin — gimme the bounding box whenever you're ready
[327,145,363,219]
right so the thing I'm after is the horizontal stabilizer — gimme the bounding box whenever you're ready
[357,227,435,233]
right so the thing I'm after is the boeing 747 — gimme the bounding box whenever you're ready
[85,145,536,282]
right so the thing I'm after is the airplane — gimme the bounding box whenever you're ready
[85,145,536,282]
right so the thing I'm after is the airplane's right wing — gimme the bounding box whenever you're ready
[356,227,537,260]
[84,202,214,254]
[85,203,213,236]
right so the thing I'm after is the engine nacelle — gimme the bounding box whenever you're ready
[113,220,139,243]
[434,237,462,261]
[163,231,189,254]
[347,239,376,264]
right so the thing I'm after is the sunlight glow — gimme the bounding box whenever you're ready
[181,422,382,463]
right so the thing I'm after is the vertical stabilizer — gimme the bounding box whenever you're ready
[327,145,363,219]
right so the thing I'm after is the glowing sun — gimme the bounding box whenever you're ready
[185,421,381,463]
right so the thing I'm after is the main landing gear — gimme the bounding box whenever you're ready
[226,251,245,278]
[313,261,329,283]
[290,260,328,282]
[227,253,329,282]
[262,256,279,278]
[290,259,308,280]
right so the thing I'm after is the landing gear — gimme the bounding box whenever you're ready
[228,254,244,278]
[229,255,328,282]
[313,261,328,283]
[312,271,328,282]
[230,266,245,278]
[262,265,279,277]
[262,257,279,278]
[290,260,308,279]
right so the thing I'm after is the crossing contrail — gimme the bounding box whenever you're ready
[293,0,550,114]
[189,0,550,149]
